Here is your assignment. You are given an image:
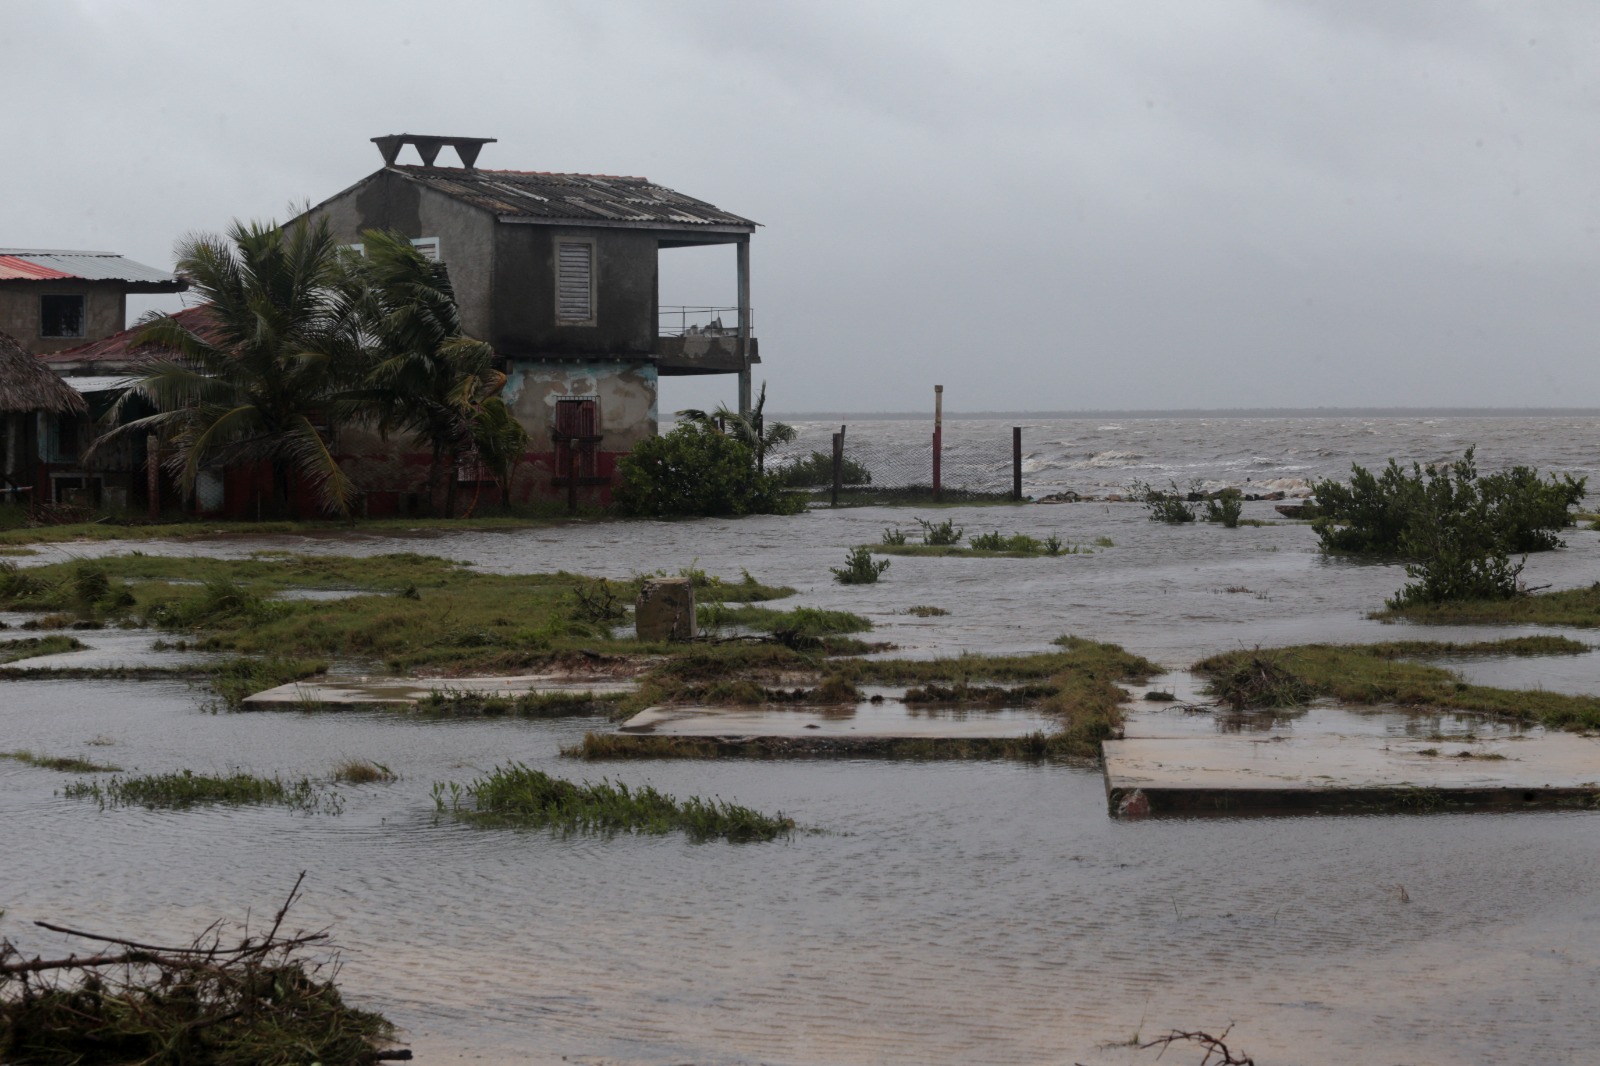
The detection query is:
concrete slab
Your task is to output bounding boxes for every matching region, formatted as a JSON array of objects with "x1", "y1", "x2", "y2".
[
  {"x1": 620, "y1": 700, "x2": 1056, "y2": 739},
  {"x1": 243, "y1": 674, "x2": 635, "y2": 709},
  {"x1": 1104, "y1": 732, "x2": 1600, "y2": 816}
]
